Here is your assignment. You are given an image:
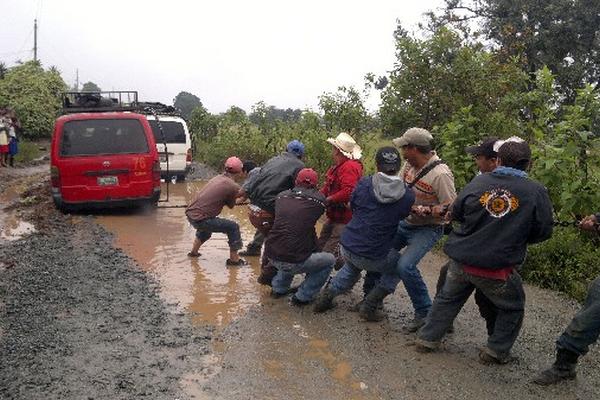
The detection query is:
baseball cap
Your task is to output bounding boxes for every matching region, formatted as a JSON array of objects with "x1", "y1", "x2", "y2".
[
  {"x1": 295, "y1": 168, "x2": 318, "y2": 188},
  {"x1": 224, "y1": 156, "x2": 243, "y2": 173},
  {"x1": 465, "y1": 137, "x2": 499, "y2": 158},
  {"x1": 375, "y1": 146, "x2": 401, "y2": 173},
  {"x1": 286, "y1": 139, "x2": 305, "y2": 157},
  {"x1": 493, "y1": 136, "x2": 525, "y2": 152},
  {"x1": 392, "y1": 127, "x2": 433, "y2": 147}
]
